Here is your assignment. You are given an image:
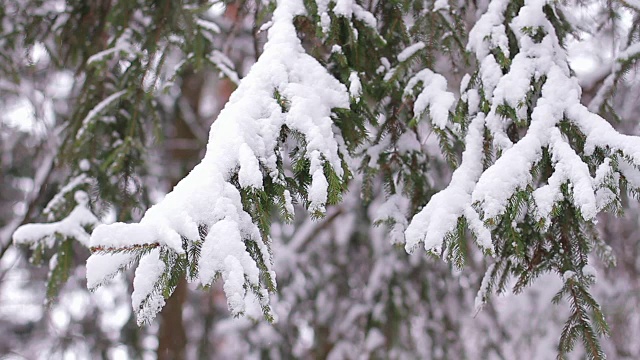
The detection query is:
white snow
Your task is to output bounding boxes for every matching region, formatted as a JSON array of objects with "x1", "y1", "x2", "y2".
[
  {"x1": 474, "y1": 263, "x2": 495, "y2": 312},
  {"x1": 196, "y1": 18, "x2": 221, "y2": 33},
  {"x1": 315, "y1": 0, "x2": 375, "y2": 34},
  {"x1": 433, "y1": 0, "x2": 449, "y2": 11},
  {"x1": 348, "y1": 71, "x2": 362, "y2": 100},
  {"x1": 398, "y1": 42, "x2": 425, "y2": 63},
  {"x1": 618, "y1": 160, "x2": 640, "y2": 189},
  {"x1": 199, "y1": 218, "x2": 260, "y2": 316},
  {"x1": 562, "y1": 270, "x2": 576, "y2": 282},
  {"x1": 13, "y1": 191, "x2": 100, "y2": 248},
  {"x1": 467, "y1": 0, "x2": 510, "y2": 60},
  {"x1": 404, "y1": 68, "x2": 455, "y2": 129},
  {"x1": 86, "y1": 252, "x2": 136, "y2": 290},
  {"x1": 238, "y1": 143, "x2": 264, "y2": 189},
  {"x1": 406, "y1": 114, "x2": 493, "y2": 254},
  {"x1": 374, "y1": 193, "x2": 409, "y2": 244},
  {"x1": 208, "y1": 50, "x2": 240, "y2": 85},
  {"x1": 131, "y1": 248, "x2": 166, "y2": 325}
]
